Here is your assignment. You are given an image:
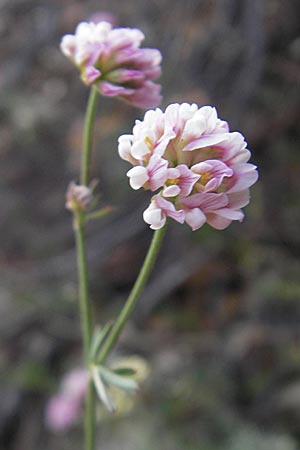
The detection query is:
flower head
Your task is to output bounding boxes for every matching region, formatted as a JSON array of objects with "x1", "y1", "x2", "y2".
[
  {"x1": 60, "y1": 21, "x2": 162, "y2": 108},
  {"x1": 118, "y1": 103, "x2": 258, "y2": 230}
]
